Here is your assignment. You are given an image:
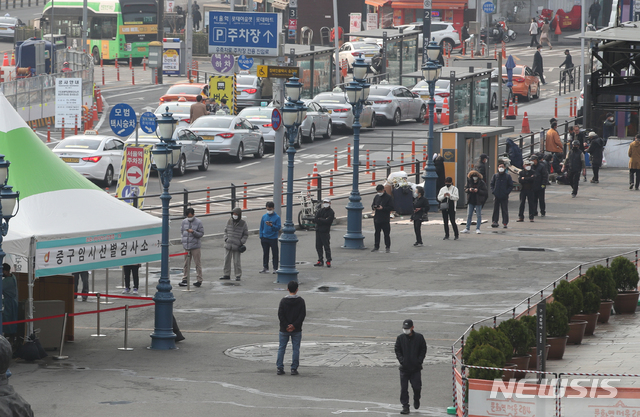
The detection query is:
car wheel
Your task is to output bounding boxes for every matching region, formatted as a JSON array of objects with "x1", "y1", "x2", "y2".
[
  {"x1": 175, "y1": 154, "x2": 187, "y2": 176},
  {"x1": 254, "y1": 139, "x2": 264, "y2": 159},
  {"x1": 533, "y1": 83, "x2": 540, "y2": 99},
  {"x1": 103, "y1": 165, "x2": 114, "y2": 187},
  {"x1": 92, "y1": 47, "x2": 100, "y2": 65},
  {"x1": 323, "y1": 122, "x2": 332, "y2": 139},
  {"x1": 416, "y1": 106, "x2": 426, "y2": 123},
  {"x1": 304, "y1": 125, "x2": 315, "y2": 143},
  {"x1": 369, "y1": 114, "x2": 377, "y2": 129},
  {"x1": 524, "y1": 87, "x2": 531, "y2": 102},
  {"x1": 294, "y1": 130, "x2": 301, "y2": 149},
  {"x1": 491, "y1": 93, "x2": 497, "y2": 110},
  {"x1": 503, "y1": 33, "x2": 511, "y2": 43},
  {"x1": 235, "y1": 143, "x2": 244, "y2": 163},
  {"x1": 198, "y1": 151, "x2": 209, "y2": 171},
  {"x1": 392, "y1": 108, "x2": 401, "y2": 126}
]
